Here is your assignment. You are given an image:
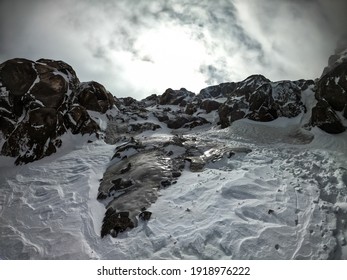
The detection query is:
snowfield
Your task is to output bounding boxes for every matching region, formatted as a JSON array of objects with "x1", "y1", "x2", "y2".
[{"x1": 0, "y1": 110, "x2": 347, "y2": 260}]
